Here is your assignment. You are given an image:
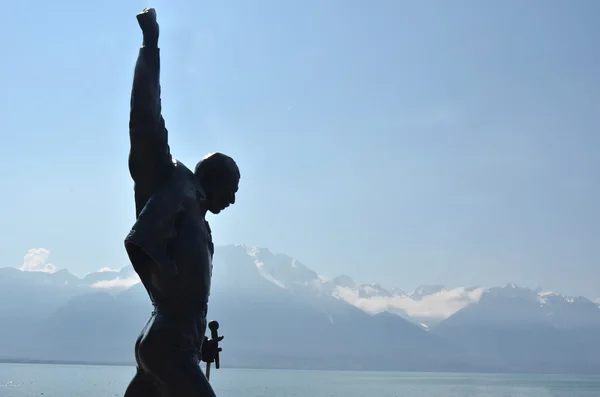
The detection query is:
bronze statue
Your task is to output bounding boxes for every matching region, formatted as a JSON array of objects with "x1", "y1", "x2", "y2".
[{"x1": 122, "y1": 7, "x2": 239, "y2": 397}]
